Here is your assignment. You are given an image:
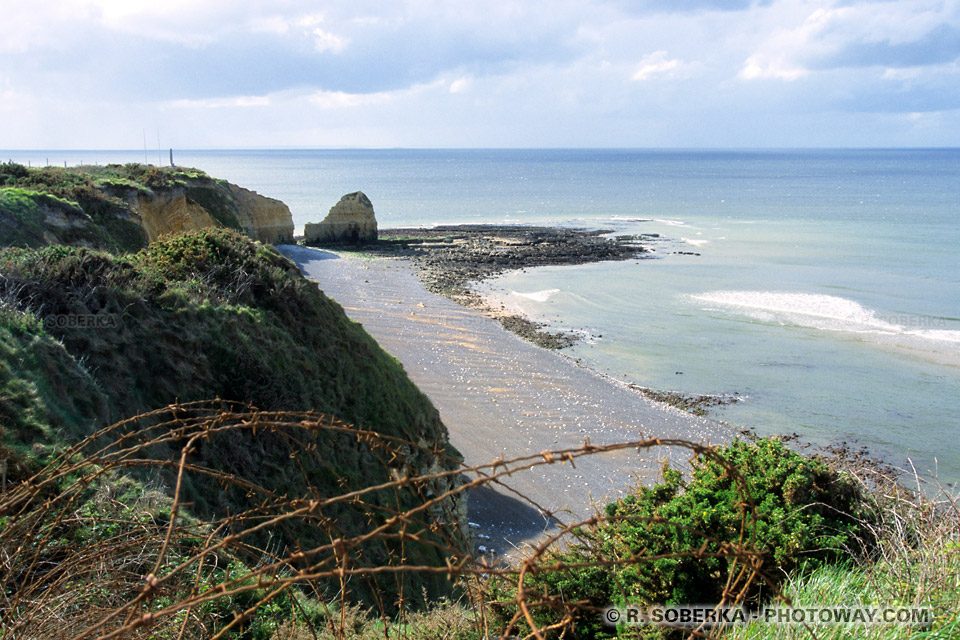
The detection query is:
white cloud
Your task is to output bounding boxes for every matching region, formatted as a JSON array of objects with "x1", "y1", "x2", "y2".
[
  {"x1": 165, "y1": 95, "x2": 272, "y2": 109},
  {"x1": 449, "y1": 76, "x2": 473, "y2": 93},
  {"x1": 3, "y1": 0, "x2": 960, "y2": 148},
  {"x1": 311, "y1": 28, "x2": 349, "y2": 53},
  {"x1": 308, "y1": 89, "x2": 401, "y2": 109},
  {"x1": 739, "y1": 54, "x2": 809, "y2": 80},
  {"x1": 80, "y1": 0, "x2": 238, "y2": 45},
  {"x1": 740, "y1": 0, "x2": 960, "y2": 82},
  {"x1": 632, "y1": 51, "x2": 684, "y2": 80}
]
